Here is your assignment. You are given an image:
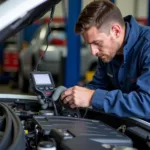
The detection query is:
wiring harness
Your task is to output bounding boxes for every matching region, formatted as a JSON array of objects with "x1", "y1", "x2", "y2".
[{"x1": 0, "y1": 103, "x2": 25, "y2": 150}]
